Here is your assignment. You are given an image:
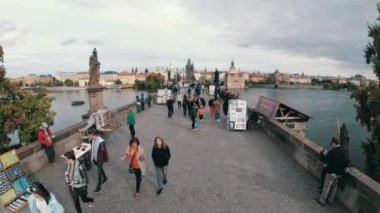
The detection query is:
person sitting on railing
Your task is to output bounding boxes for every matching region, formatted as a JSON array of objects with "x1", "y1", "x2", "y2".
[{"x1": 317, "y1": 136, "x2": 348, "y2": 206}]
